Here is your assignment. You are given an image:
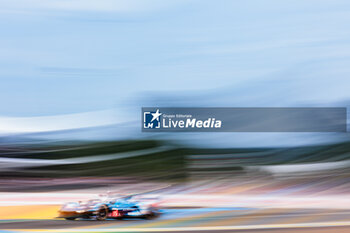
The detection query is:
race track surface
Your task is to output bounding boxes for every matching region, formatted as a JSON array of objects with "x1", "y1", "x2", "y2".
[{"x1": 1, "y1": 207, "x2": 350, "y2": 232}]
